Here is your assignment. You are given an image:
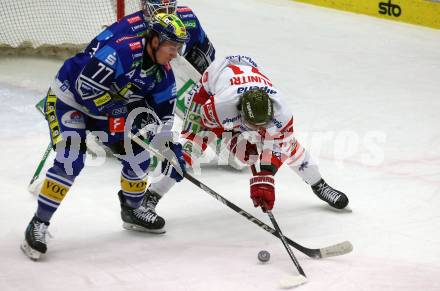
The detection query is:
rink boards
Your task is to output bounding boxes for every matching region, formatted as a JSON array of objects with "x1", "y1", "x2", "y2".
[{"x1": 294, "y1": 0, "x2": 440, "y2": 29}]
